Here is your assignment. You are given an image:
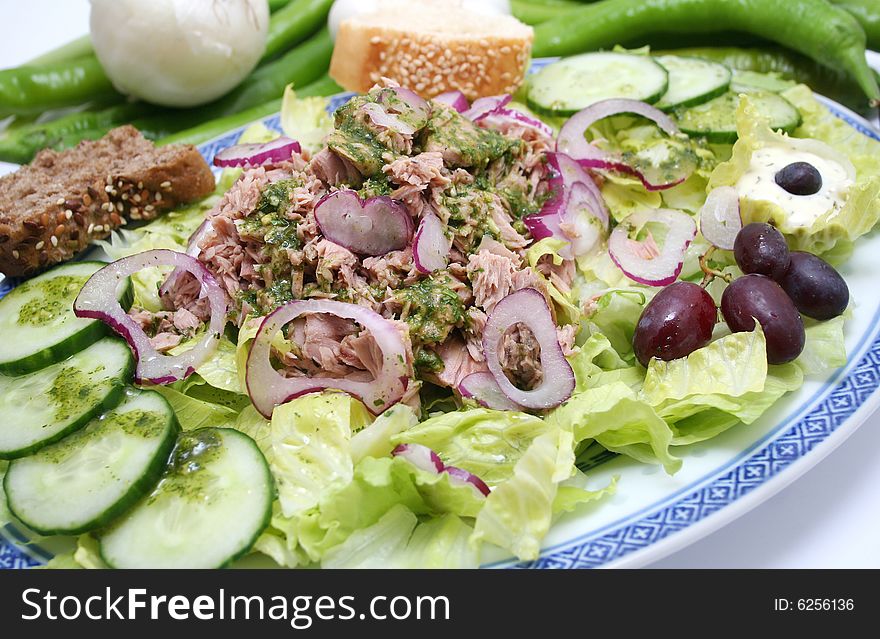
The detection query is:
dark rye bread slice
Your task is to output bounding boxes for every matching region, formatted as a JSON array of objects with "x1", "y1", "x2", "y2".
[{"x1": 0, "y1": 125, "x2": 215, "y2": 277}]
